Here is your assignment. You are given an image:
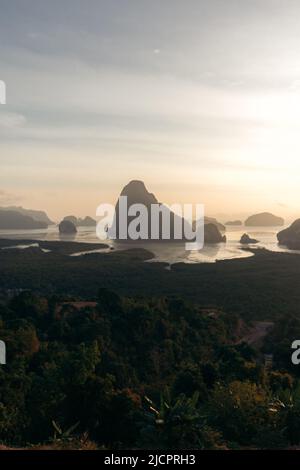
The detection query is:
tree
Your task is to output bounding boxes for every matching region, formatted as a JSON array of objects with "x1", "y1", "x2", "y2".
[{"x1": 139, "y1": 391, "x2": 223, "y2": 450}]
